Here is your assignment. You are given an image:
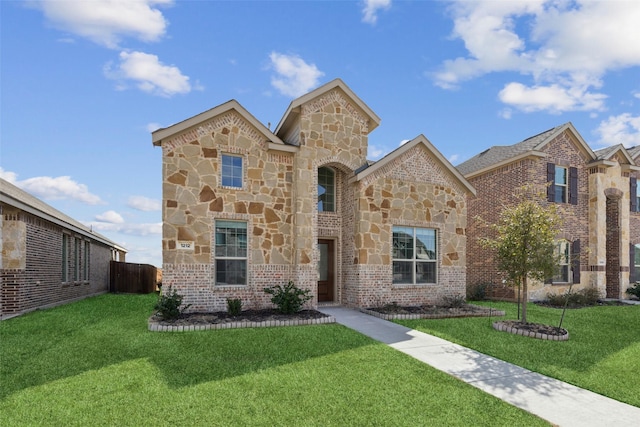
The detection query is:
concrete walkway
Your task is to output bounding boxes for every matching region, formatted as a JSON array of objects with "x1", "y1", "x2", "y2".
[{"x1": 318, "y1": 306, "x2": 640, "y2": 427}]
